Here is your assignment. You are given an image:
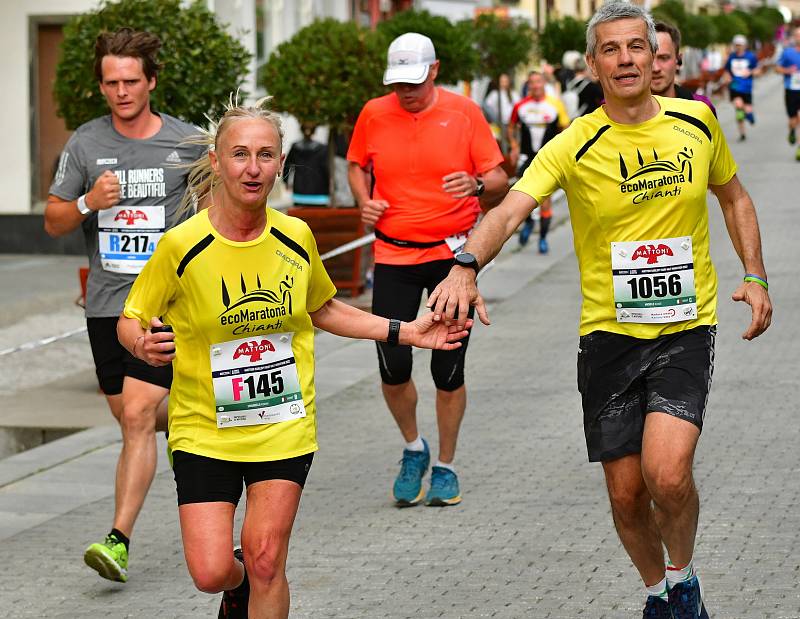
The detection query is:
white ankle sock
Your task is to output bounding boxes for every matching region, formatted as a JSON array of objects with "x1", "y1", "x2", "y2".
[
  {"x1": 435, "y1": 460, "x2": 455, "y2": 472},
  {"x1": 666, "y1": 558, "x2": 695, "y2": 588},
  {"x1": 645, "y1": 577, "x2": 668, "y2": 601},
  {"x1": 405, "y1": 436, "x2": 425, "y2": 452}
]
